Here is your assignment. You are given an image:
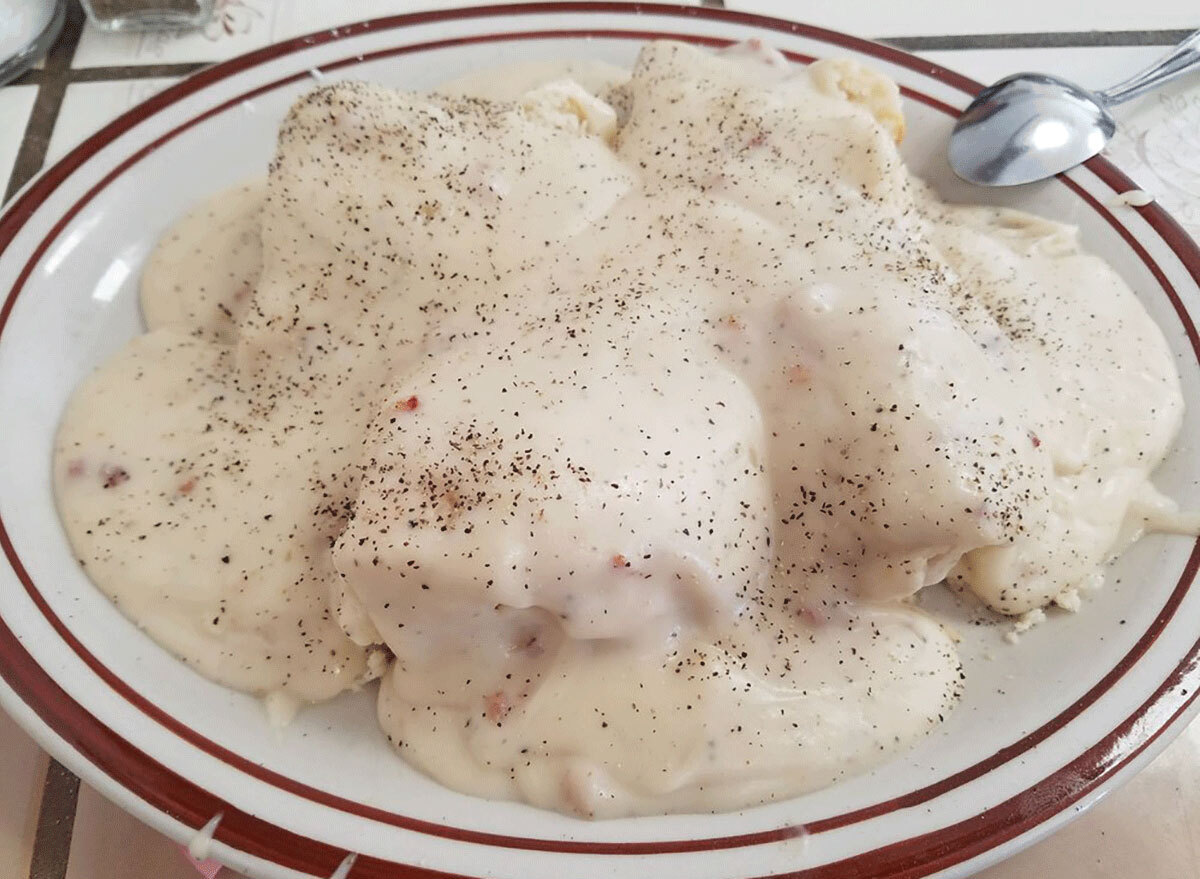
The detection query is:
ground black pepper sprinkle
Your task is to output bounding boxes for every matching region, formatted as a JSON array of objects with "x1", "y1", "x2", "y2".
[{"x1": 50, "y1": 39, "x2": 1194, "y2": 820}]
